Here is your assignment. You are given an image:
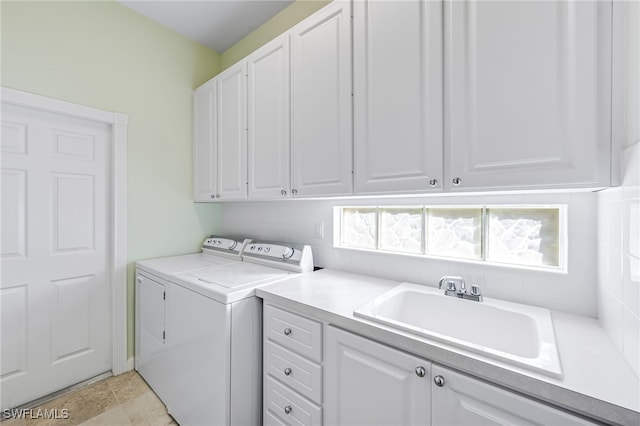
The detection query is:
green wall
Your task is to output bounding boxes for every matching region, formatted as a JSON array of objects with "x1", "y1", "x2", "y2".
[
  {"x1": 1, "y1": 1, "x2": 222, "y2": 359},
  {"x1": 220, "y1": 0, "x2": 332, "y2": 71}
]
